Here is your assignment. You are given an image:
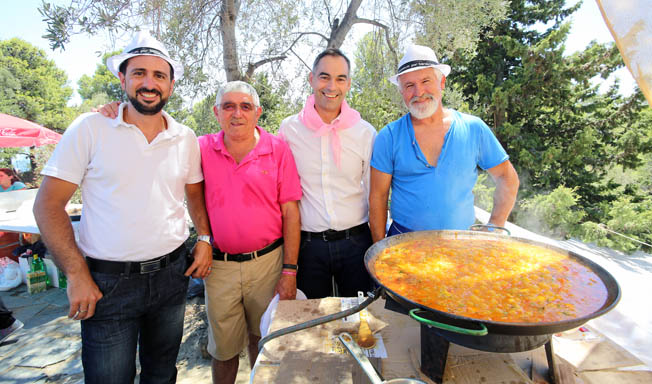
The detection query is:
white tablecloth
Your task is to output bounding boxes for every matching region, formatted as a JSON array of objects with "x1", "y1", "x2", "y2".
[{"x1": 0, "y1": 189, "x2": 80, "y2": 235}]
